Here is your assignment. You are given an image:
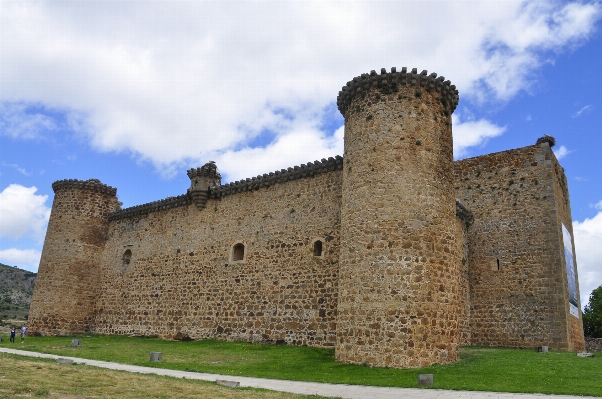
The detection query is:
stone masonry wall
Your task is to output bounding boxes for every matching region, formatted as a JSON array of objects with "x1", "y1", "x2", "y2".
[
  {"x1": 93, "y1": 170, "x2": 342, "y2": 347},
  {"x1": 29, "y1": 180, "x2": 119, "y2": 335},
  {"x1": 336, "y1": 68, "x2": 466, "y2": 368},
  {"x1": 455, "y1": 143, "x2": 584, "y2": 350},
  {"x1": 550, "y1": 154, "x2": 585, "y2": 351}
]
